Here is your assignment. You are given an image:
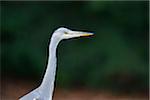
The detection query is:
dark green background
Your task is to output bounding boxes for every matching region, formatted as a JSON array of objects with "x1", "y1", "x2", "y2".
[{"x1": 1, "y1": 1, "x2": 149, "y2": 93}]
